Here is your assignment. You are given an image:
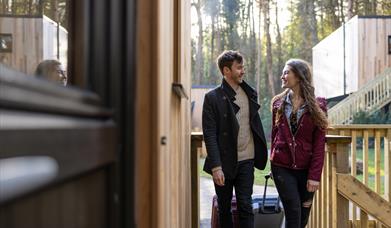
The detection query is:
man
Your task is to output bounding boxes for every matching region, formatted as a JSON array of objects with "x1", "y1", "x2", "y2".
[
  {"x1": 203, "y1": 50, "x2": 268, "y2": 228},
  {"x1": 35, "y1": 59, "x2": 67, "y2": 86}
]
